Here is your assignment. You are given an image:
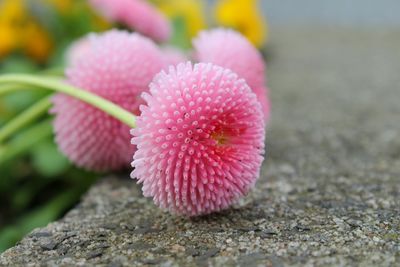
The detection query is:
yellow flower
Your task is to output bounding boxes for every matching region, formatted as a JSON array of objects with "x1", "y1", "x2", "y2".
[
  {"x1": 154, "y1": 0, "x2": 206, "y2": 38},
  {"x1": 215, "y1": 0, "x2": 268, "y2": 47},
  {"x1": 0, "y1": 0, "x2": 23, "y2": 57},
  {"x1": 0, "y1": 23, "x2": 17, "y2": 58},
  {"x1": 0, "y1": 0, "x2": 53, "y2": 62},
  {"x1": 22, "y1": 22, "x2": 53, "y2": 63}
]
